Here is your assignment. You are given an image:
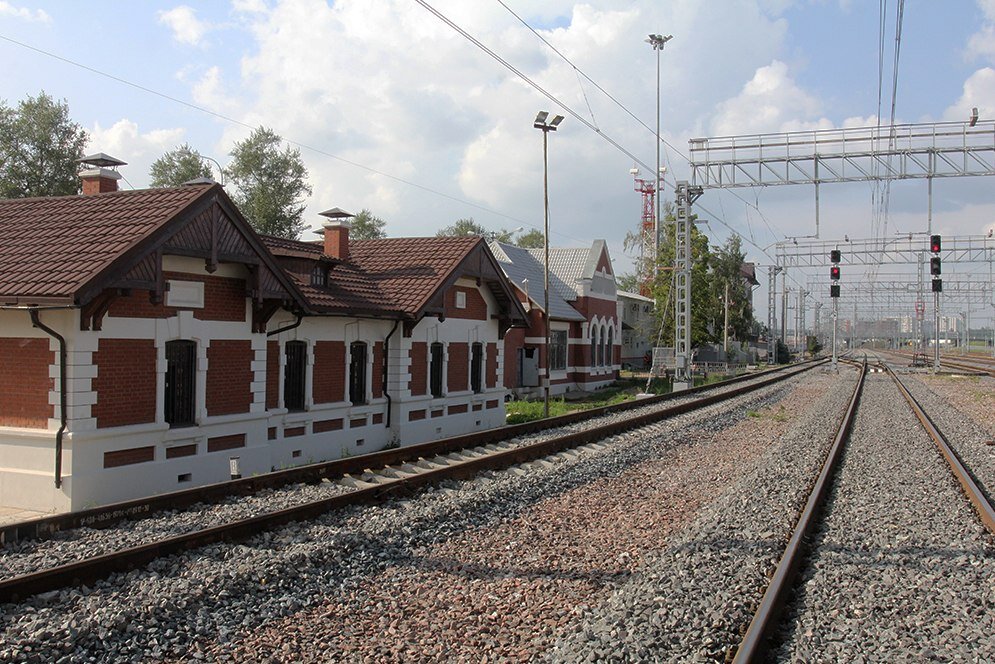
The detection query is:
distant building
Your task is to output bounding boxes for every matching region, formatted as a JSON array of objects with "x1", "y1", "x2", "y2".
[{"x1": 617, "y1": 290, "x2": 655, "y2": 369}]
